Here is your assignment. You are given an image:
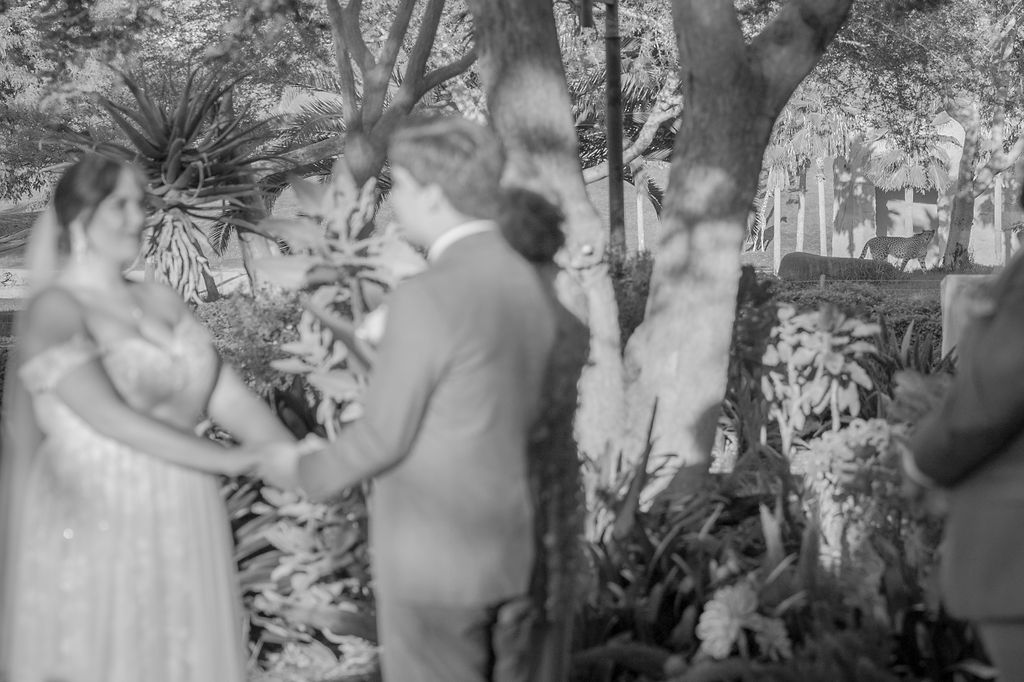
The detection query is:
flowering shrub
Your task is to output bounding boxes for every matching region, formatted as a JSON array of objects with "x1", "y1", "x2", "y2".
[
  {"x1": 223, "y1": 159, "x2": 427, "y2": 677},
  {"x1": 761, "y1": 303, "x2": 879, "y2": 454},
  {"x1": 254, "y1": 159, "x2": 424, "y2": 437},
  {"x1": 696, "y1": 580, "x2": 793, "y2": 662}
]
